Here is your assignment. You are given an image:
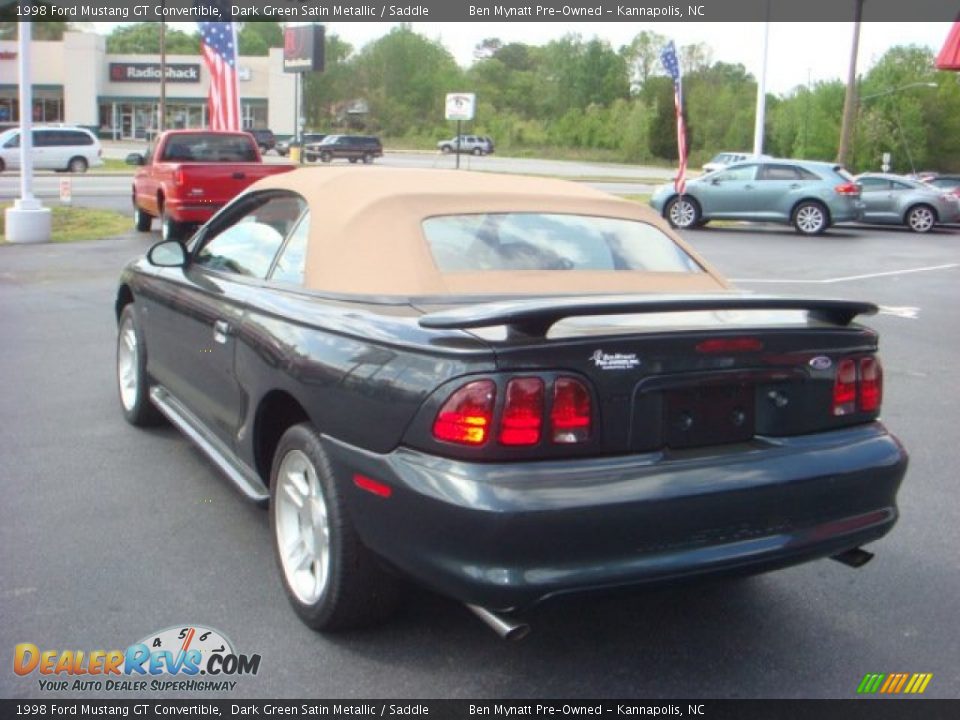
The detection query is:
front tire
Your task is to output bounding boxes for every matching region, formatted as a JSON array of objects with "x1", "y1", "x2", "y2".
[
  {"x1": 793, "y1": 201, "x2": 829, "y2": 235},
  {"x1": 905, "y1": 204, "x2": 936, "y2": 233},
  {"x1": 440, "y1": 145, "x2": 452, "y2": 154},
  {"x1": 472, "y1": 147, "x2": 482, "y2": 156},
  {"x1": 665, "y1": 196, "x2": 701, "y2": 229},
  {"x1": 116, "y1": 304, "x2": 163, "y2": 427},
  {"x1": 320, "y1": 151, "x2": 332, "y2": 163},
  {"x1": 270, "y1": 424, "x2": 401, "y2": 631}
]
